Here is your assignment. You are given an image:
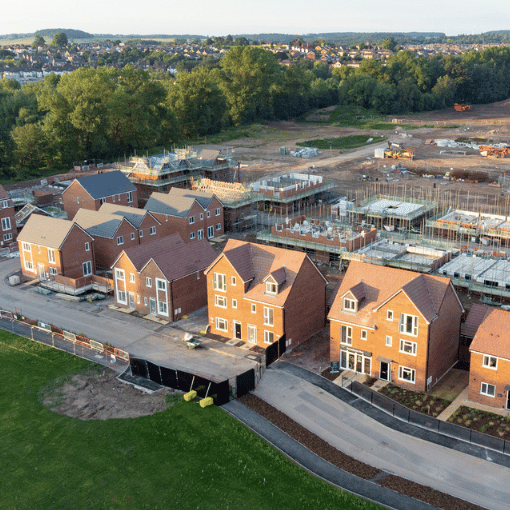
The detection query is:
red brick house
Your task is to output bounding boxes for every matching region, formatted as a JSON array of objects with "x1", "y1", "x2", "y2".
[
  {"x1": 0, "y1": 184, "x2": 16, "y2": 246},
  {"x1": 62, "y1": 171, "x2": 138, "y2": 220},
  {"x1": 111, "y1": 234, "x2": 216, "y2": 321},
  {"x1": 328, "y1": 261, "x2": 463, "y2": 391},
  {"x1": 17, "y1": 214, "x2": 94, "y2": 280},
  {"x1": 98, "y1": 203, "x2": 161, "y2": 241},
  {"x1": 468, "y1": 307, "x2": 510, "y2": 410},
  {"x1": 73, "y1": 209, "x2": 140, "y2": 270},
  {"x1": 144, "y1": 188, "x2": 224, "y2": 241},
  {"x1": 205, "y1": 240, "x2": 327, "y2": 349}
]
